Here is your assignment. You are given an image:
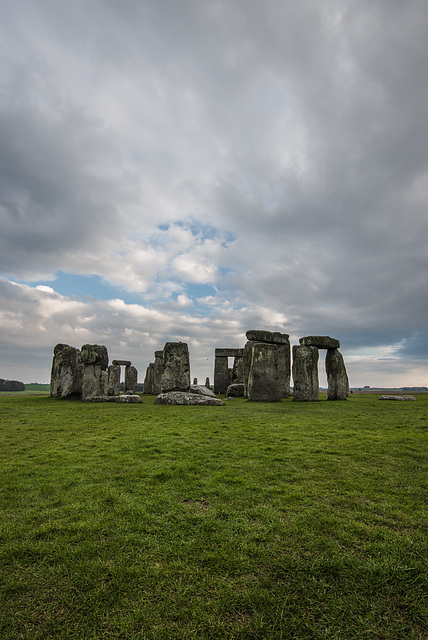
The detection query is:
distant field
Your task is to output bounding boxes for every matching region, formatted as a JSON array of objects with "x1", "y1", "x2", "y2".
[{"x1": 0, "y1": 393, "x2": 427, "y2": 639}]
